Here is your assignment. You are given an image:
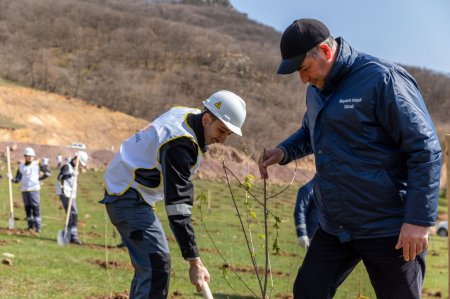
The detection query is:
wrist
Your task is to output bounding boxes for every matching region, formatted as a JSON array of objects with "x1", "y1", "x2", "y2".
[
  {"x1": 276, "y1": 146, "x2": 288, "y2": 165},
  {"x1": 188, "y1": 257, "x2": 202, "y2": 267}
]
